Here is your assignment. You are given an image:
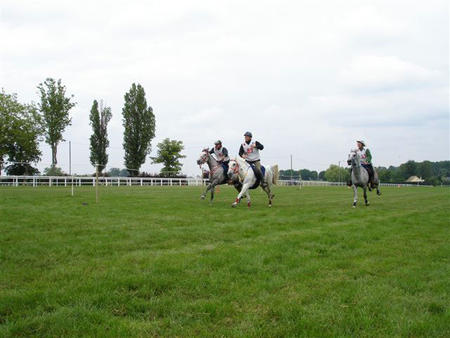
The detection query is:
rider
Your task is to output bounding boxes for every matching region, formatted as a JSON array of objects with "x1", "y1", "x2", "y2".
[
  {"x1": 209, "y1": 140, "x2": 230, "y2": 180},
  {"x1": 239, "y1": 131, "x2": 266, "y2": 188},
  {"x1": 347, "y1": 140, "x2": 375, "y2": 187}
]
